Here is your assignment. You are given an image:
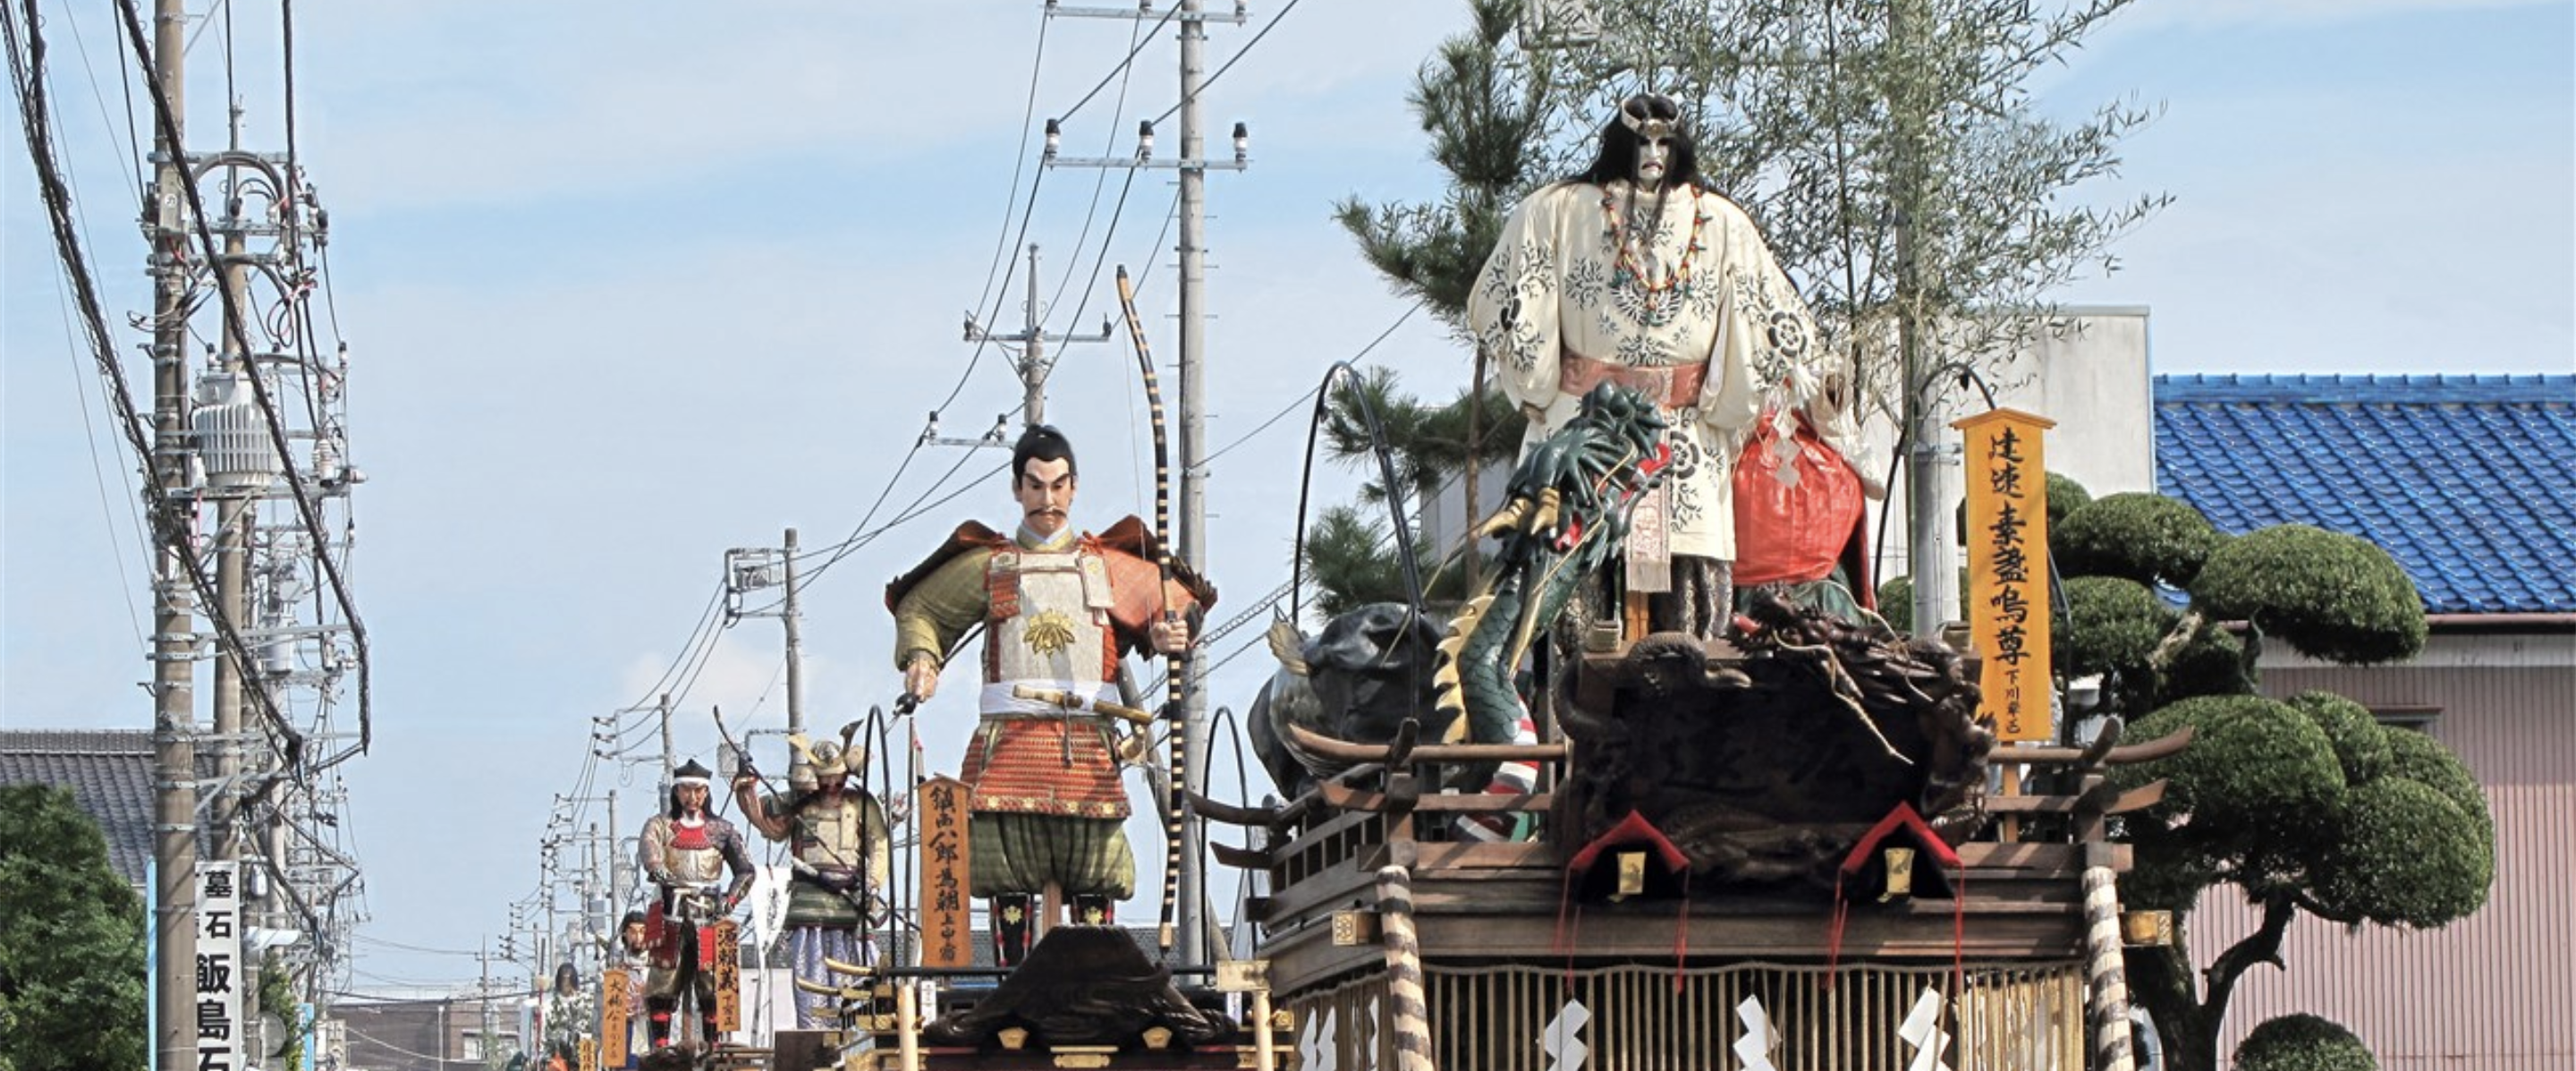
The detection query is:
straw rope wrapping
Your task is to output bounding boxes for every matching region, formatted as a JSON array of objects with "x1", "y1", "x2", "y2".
[
  {"x1": 2083, "y1": 865, "x2": 2137, "y2": 1071},
  {"x1": 1376, "y1": 865, "x2": 1436, "y2": 1071}
]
